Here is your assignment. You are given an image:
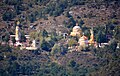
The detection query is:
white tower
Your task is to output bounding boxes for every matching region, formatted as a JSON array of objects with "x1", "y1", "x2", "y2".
[
  {"x1": 15, "y1": 21, "x2": 21, "y2": 46},
  {"x1": 15, "y1": 26, "x2": 21, "y2": 41}
]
